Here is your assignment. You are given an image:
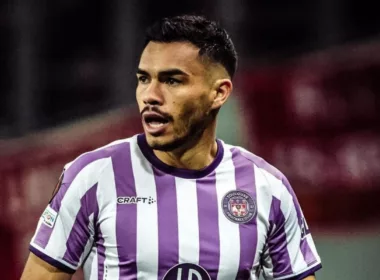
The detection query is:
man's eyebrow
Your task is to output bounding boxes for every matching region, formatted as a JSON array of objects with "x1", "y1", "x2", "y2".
[
  {"x1": 136, "y1": 68, "x2": 149, "y2": 76},
  {"x1": 136, "y1": 68, "x2": 190, "y2": 77},
  {"x1": 158, "y1": 69, "x2": 189, "y2": 77}
]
